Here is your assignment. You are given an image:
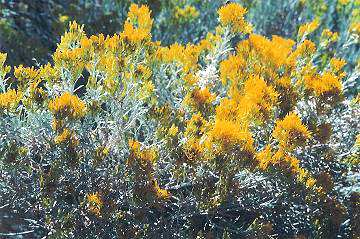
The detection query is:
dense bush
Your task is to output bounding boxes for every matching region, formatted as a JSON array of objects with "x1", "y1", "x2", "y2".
[{"x1": 0, "y1": 1, "x2": 359, "y2": 238}]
